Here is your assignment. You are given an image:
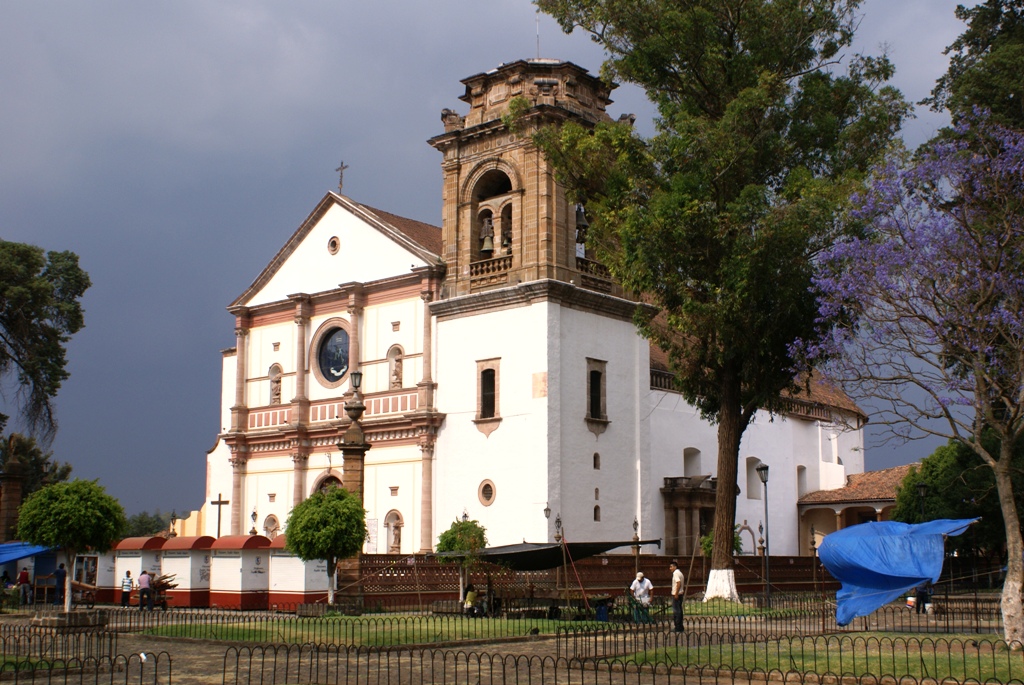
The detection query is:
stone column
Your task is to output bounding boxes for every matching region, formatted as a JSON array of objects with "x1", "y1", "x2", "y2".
[
  {"x1": 290, "y1": 296, "x2": 311, "y2": 425},
  {"x1": 230, "y1": 322, "x2": 249, "y2": 432},
  {"x1": 230, "y1": 453, "x2": 247, "y2": 536},
  {"x1": 664, "y1": 503, "x2": 678, "y2": 558},
  {"x1": 346, "y1": 294, "x2": 363, "y2": 375},
  {"x1": 292, "y1": 453, "x2": 308, "y2": 507},
  {"x1": 418, "y1": 290, "x2": 435, "y2": 408},
  {"x1": 691, "y1": 508, "x2": 701, "y2": 556},
  {"x1": 835, "y1": 510, "x2": 843, "y2": 532},
  {"x1": 419, "y1": 441, "x2": 434, "y2": 553}
]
